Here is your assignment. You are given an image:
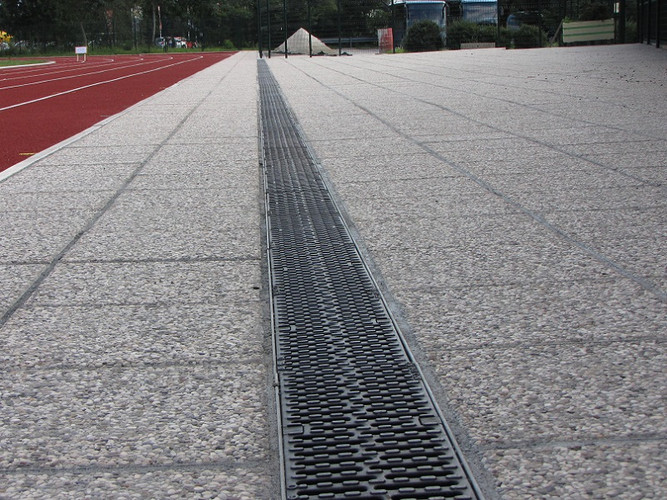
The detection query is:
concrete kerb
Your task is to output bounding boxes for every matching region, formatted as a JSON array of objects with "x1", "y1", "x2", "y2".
[{"x1": 0, "y1": 52, "x2": 246, "y2": 184}]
